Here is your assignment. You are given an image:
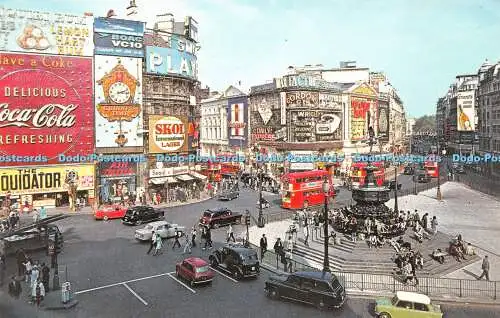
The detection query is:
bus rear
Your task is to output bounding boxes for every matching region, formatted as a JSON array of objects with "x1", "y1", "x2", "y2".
[{"x1": 424, "y1": 161, "x2": 438, "y2": 178}]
